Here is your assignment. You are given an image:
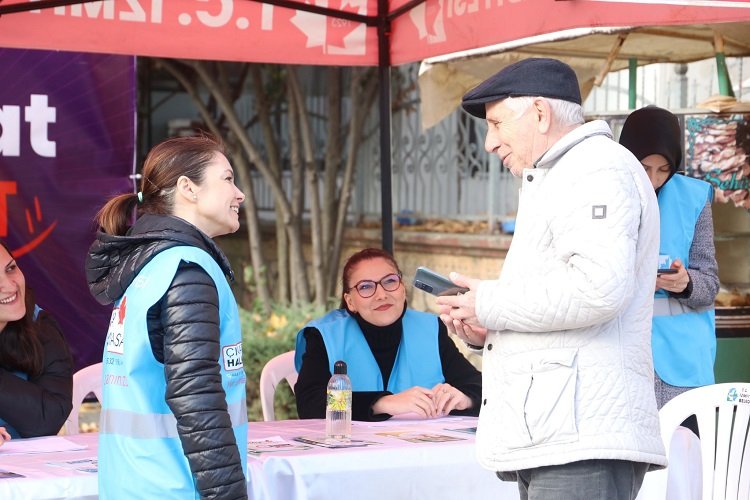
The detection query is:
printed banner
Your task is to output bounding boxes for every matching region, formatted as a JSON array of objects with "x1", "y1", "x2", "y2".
[
  {"x1": 0, "y1": 48, "x2": 135, "y2": 369},
  {"x1": 686, "y1": 114, "x2": 750, "y2": 209},
  {"x1": 0, "y1": 0, "x2": 748, "y2": 66}
]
